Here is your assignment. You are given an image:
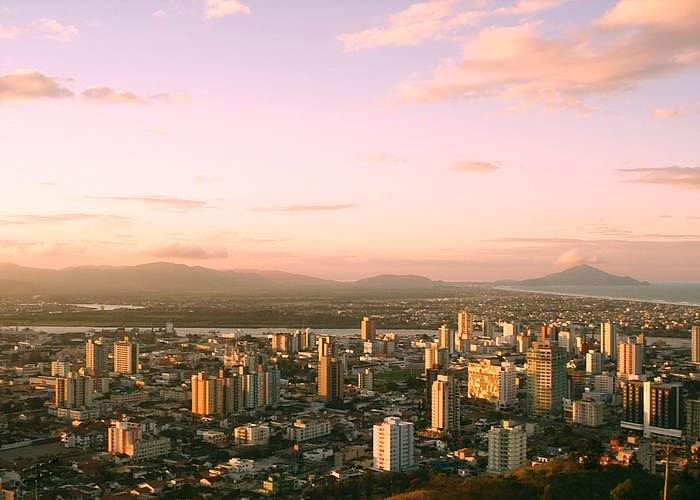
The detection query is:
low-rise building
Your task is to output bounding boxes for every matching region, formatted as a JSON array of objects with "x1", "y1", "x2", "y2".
[
  {"x1": 234, "y1": 423, "x2": 270, "y2": 446},
  {"x1": 286, "y1": 418, "x2": 331, "y2": 442}
]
